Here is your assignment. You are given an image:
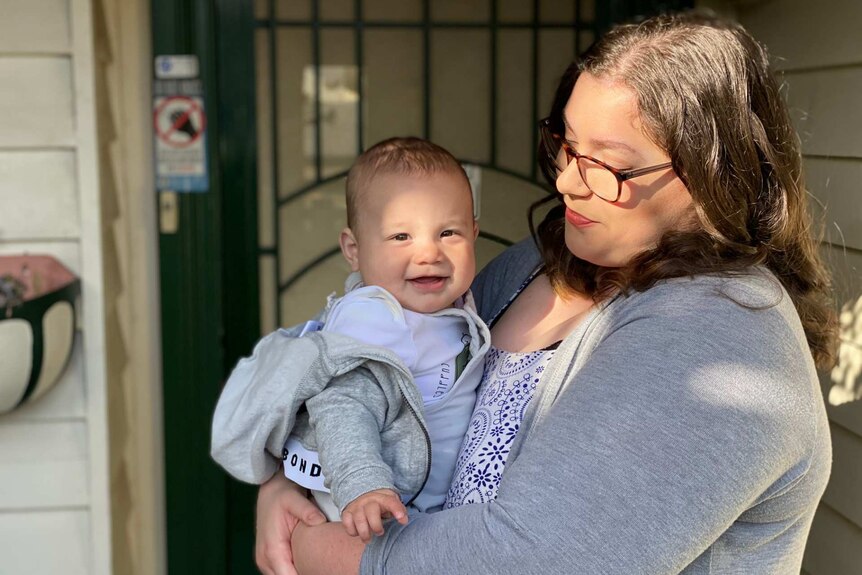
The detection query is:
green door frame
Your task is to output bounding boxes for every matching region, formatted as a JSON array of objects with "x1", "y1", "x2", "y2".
[
  {"x1": 214, "y1": 2, "x2": 262, "y2": 573},
  {"x1": 153, "y1": 0, "x2": 259, "y2": 573}
]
